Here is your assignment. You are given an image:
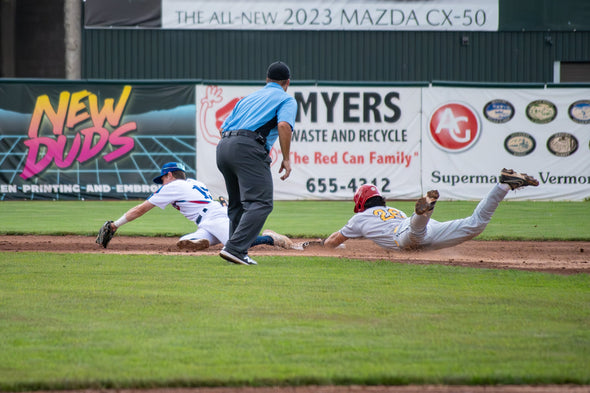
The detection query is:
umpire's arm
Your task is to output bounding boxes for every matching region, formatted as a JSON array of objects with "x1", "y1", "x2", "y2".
[{"x1": 277, "y1": 121, "x2": 292, "y2": 180}]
